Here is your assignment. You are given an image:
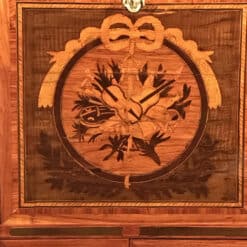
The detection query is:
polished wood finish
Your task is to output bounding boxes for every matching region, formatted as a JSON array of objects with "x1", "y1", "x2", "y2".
[
  {"x1": 17, "y1": 2, "x2": 243, "y2": 207},
  {"x1": 60, "y1": 42, "x2": 200, "y2": 176},
  {"x1": 0, "y1": 239, "x2": 128, "y2": 247},
  {"x1": 4, "y1": 0, "x2": 247, "y2": 213},
  {"x1": 132, "y1": 240, "x2": 247, "y2": 247},
  {"x1": 0, "y1": 0, "x2": 12, "y2": 224},
  {"x1": 1, "y1": 0, "x2": 247, "y2": 246}
]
